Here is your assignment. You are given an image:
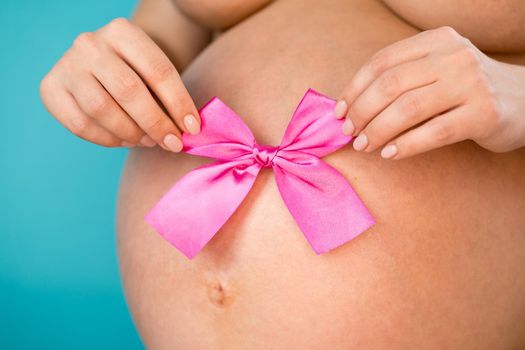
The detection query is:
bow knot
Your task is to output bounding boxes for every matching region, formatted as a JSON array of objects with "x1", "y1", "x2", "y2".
[
  {"x1": 252, "y1": 143, "x2": 279, "y2": 168},
  {"x1": 145, "y1": 89, "x2": 375, "y2": 259}
]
